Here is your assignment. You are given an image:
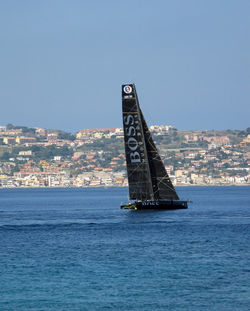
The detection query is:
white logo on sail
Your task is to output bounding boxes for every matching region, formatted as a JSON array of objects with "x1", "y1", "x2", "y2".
[
  {"x1": 123, "y1": 85, "x2": 132, "y2": 94},
  {"x1": 124, "y1": 114, "x2": 144, "y2": 163}
]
